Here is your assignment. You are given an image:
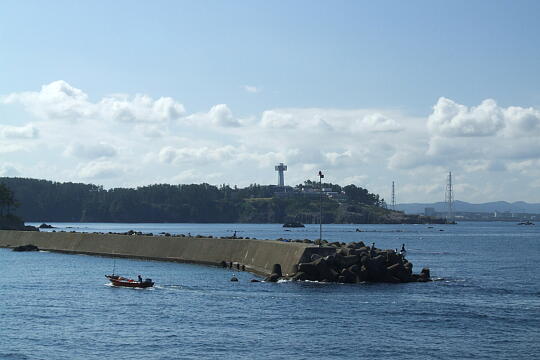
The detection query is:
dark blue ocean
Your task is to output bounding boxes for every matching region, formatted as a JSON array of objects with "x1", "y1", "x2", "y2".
[{"x1": 1, "y1": 222, "x2": 539, "y2": 359}]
